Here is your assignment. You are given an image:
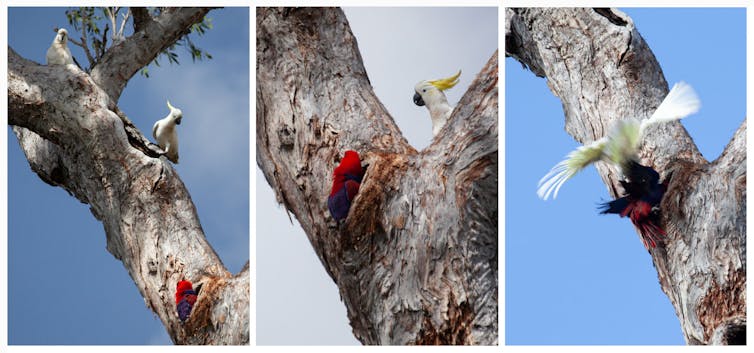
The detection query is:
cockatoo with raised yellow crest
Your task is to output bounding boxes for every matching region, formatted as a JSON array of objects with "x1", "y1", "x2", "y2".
[
  {"x1": 413, "y1": 70, "x2": 461, "y2": 136},
  {"x1": 152, "y1": 101, "x2": 183, "y2": 164},
  {"x1": 46, "y1": 28, "x2": 74, "y2": 66}
]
